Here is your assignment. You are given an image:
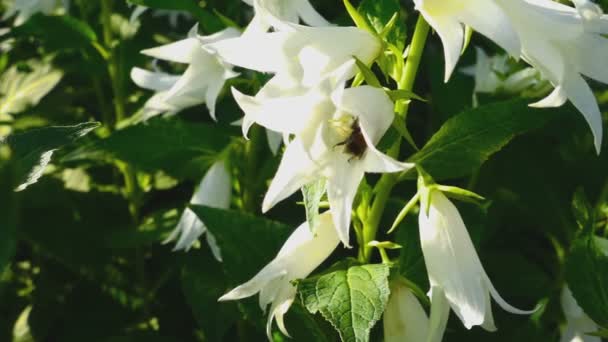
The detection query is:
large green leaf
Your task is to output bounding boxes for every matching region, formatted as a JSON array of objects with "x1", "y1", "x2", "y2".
[
  {"x1": 64, "y1": 118, "x2": 236, "y2": 179},
  {"x1": 128, "y1": 0, "x2": 223, "y2": 33},
  {"x1": 0, "y1": 60, "x2": 63, "y2": 116},
  {"x1": 2, "y1": 122, "x2": 100, "y2": 191},
  {"x1": 298, "y1": 264, "x2": 390, "y2": 342},
  {"x1": 6, "y1": 14, "x2": 98, "y2": 50},
  {"x1": 565, "y1": 235, "x2": 608, "y2": 327},
  {"x1": 405, "y1": 99, "x2": 569, "y2": 180}
]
